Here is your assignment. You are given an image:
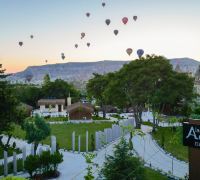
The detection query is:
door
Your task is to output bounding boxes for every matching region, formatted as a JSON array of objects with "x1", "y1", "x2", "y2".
[{"x1": 58, "y1": 105, "x2": 62, "y2": 112}]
